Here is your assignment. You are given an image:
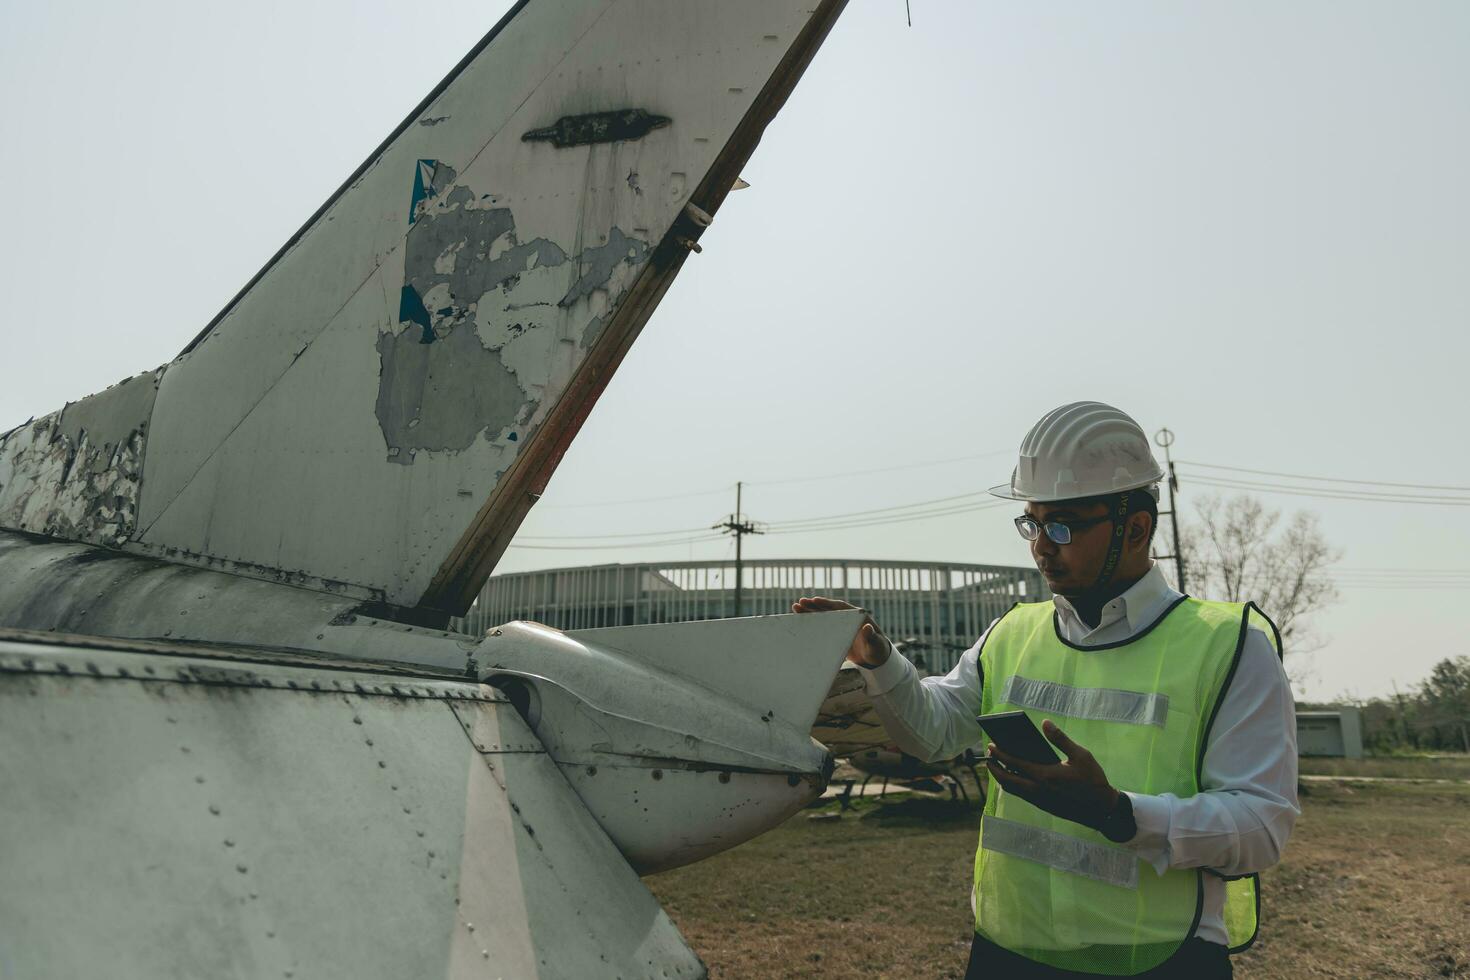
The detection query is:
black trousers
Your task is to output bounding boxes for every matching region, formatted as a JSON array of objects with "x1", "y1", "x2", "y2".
[{"x1": 964, "y1": 933, "x2": 1232, "y2": 980}]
